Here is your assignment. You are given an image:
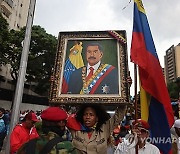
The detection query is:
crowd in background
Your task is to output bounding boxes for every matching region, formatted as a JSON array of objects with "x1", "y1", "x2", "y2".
[
  {"x1": 0, "y1": 107, "x2": 10, "y2": 151},
  {"x1": 0, "y1": 98, "x2": 180, "y2": 153}
]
